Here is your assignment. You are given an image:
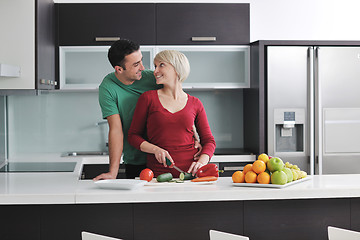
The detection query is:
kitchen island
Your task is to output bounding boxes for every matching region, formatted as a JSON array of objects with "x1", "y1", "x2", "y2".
[{"x1": 1, "y1": 158, "x2": 360, "y2": 240}]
